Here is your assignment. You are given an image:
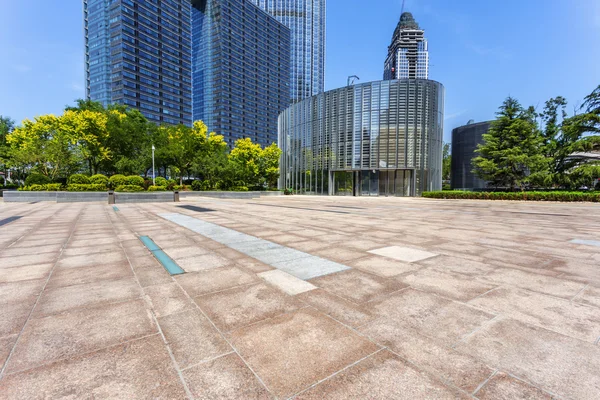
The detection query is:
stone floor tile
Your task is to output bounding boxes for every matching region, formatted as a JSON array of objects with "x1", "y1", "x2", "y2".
[
  {"x1": 479, "y1": 267, "x2": 586, "y2": 299},
  {"x1": 47, "y1": 261, "x2": 133, "y2": 288},
  {"x1": 134, "y1": 264, "x2": 173, "y2": 287},
  {"x1": 56, "y1": 252, "x2": 126, "y2": 269},
  {"x1": 0, "y1": 334, "x2": 17, "y2": 369},
  {"x1": 454, "y1": 317, "x2": 600, "y2": 399},
  {"x1": 288, "y1": 240, "x2": 335, "y2": 252},
  {"x1": 195, "y1": 283, "x2": 304, "y2": 332},
  {"x1": 158, "y1": 308, "x2": 230, "y2": 369},
  {"x1": 296, "y1": 289, "x2": 376, "y2": 328},
  {"x1": 61, "y1": 244, "x2": 122, "y2": 257},
  {"x1": 235, "y1": 256, "x2": 274, "y2": 273},
  {"x1": 175, "y1": 253, "x2": 232, "y2": 272},
  {"x1": 0, "y1": 335, "x2": 187, "y2": 399},
  {"x1": 309, "y1": 269, "x2": 408, "y2": 304},
  {"x1": 271, "y1": 256, "x2": 351, "y2": 280},
  {"x1": 230, "y1": 307, "x2": 380, "y2": 398},
  {"x1": 127, "y1": 255, "x2": 159, "y2": 270},
  {"x1": 163, "y1": 246, "x2": 209, "y2": 260},
  {"x1": 0, "y1": 302, "x2": 34, "y2": 337},
  {"x1": 368, "y1": 246, "x2": 438, "y2": 263},
  {"x1": 475, "y1": 372, "x2": 553, "y2": 400},
  {"x1": 144, "y1": 282, "x2": 193, "y2": 318},
  {"x1": 34, "y1": 277, "x2": 142, "y2": 317},
  {"x1": 1, "y1": 243, "x2": 63, "y2": 256},
  {"x1": 399, "y1": 268, "x2": 497, "y2": 301},
  {"x1": 67, "y1": 237, "x2": 120, "y2": 248},
  {"x1": 361, "y1": 321, "x2": 493, "y2": 393},
  {"x1": 348, "y1": 255, "x2": 421, "y2": 277},
  {"x1": 258, "y1": 269, "x2": 317, "y2": 296},
  {"x1": 176, "y1": 266, "x2": 259, "y2": 297},
  {"x1": 0, "y1": 264, "x2": 54, "y2": 283},
  {"x1": 341, "y1": 239, "x2": 386, "y2": 251},
  {"x1": 313, "y1": 247, "x2": 369, "y2": 263},
  {"x1": 294, "y1": 350, "x2": 468, "y2": 400},
  {"x1": 183, "y1": 353, "x2": 273, "y2": 400},
  {"x1": 213, "y1": 247, "x2": 250, "y2": 261},
  {"x1": 469, "y1": 287, "x2": 600, "y2": 342},
  {"x1": 1, "y1": 253, "x2": 60, "y2": 269},
  {"x1": 573, "y1": 284, "x2": 600, "y2": 308},
  {"x1": 416, "y1": 255, "x2": 496, "y2": 277},
  {"x1": 370, "y1": 289, "x2": 496, "y2": 346},
  {"x1": 0, "y1": 279, "x2": 45, "y2": 305},
  {"x1": 6, "y1": 299, "x2": 156, "y2": 373}
]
